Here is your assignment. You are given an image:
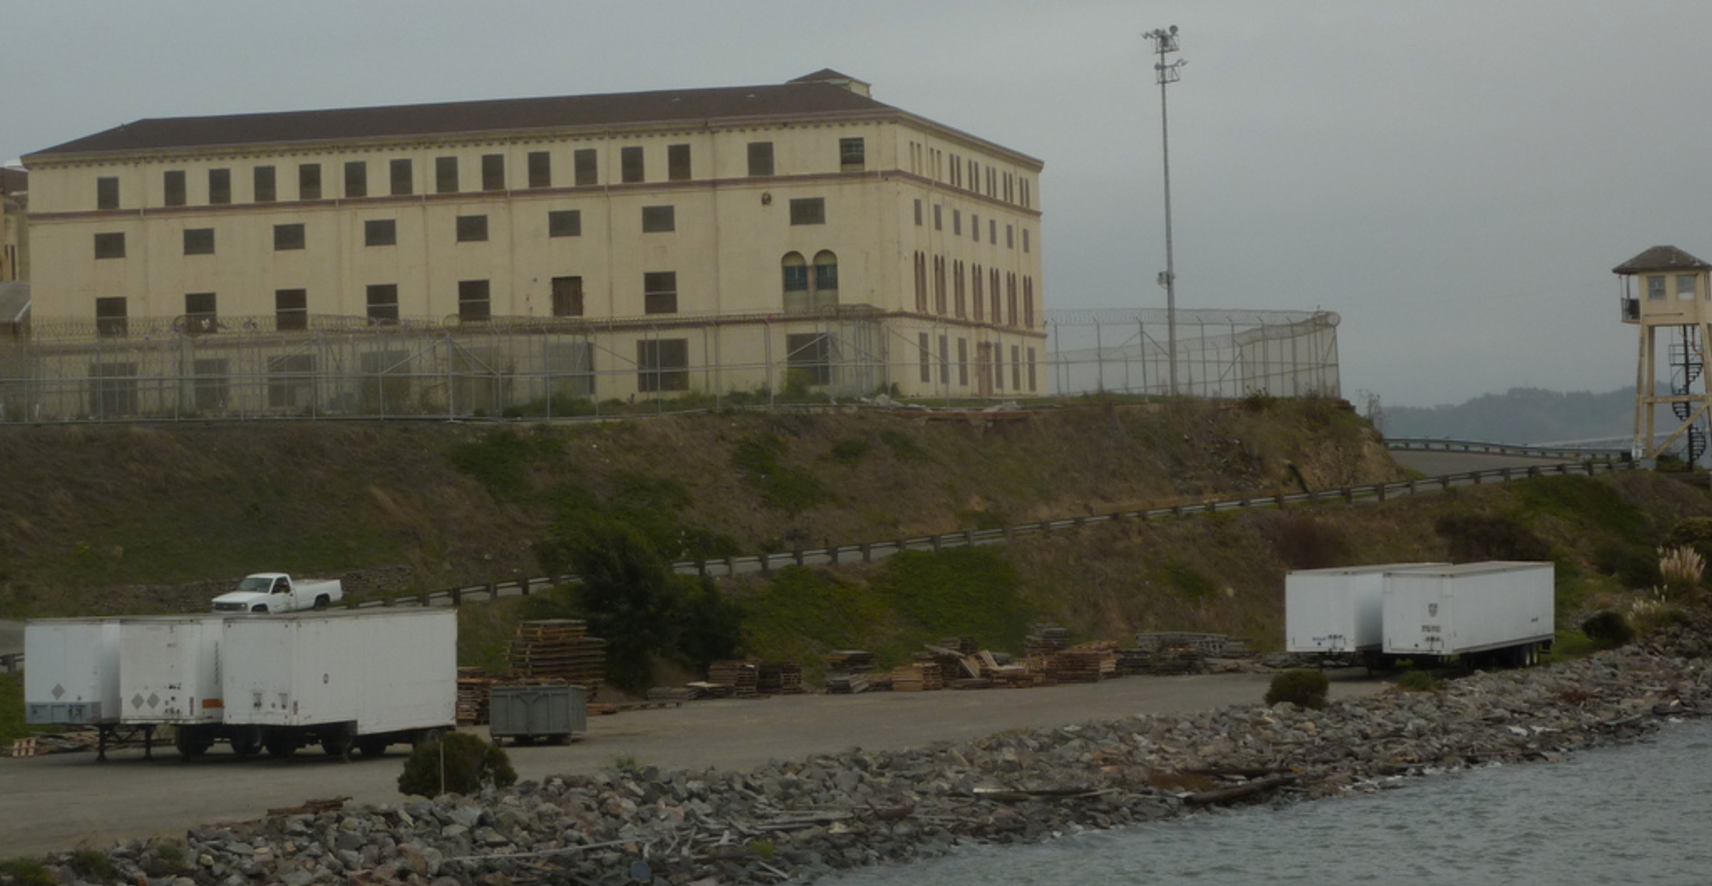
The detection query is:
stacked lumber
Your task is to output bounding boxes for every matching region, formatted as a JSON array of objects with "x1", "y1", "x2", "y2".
[
  {"x1": 707, "y1": 660, "x2": 760, "y2": 698},
  {"x1": 1024, "y1": 624, "x2": 1071, "y2": 658},
  {"x1": 647, "y1": 686, "x2": 700, "y2": 702},
  {"x1": 888, "y1": 661, "x2": 944, "y2": 691},
  {"x1": 823, "y1": 649, "x2": 875, "y2": 694},
  {"x1": 5, "y1": 730, "x2": 107, "y2": 757},
  {"x1": 1047, "y1": 641, "x2": 1119, "y2": 683},
  {"x1": 506, "y1": 620, "x2": 606, "y2": 698},
  {"x1": 757, "y1": 661, "x2": 805, "y2": 695},
  {"x1": 456, "y1": 667, "x2": 497, "y2": 725},
  {"x1": 939, "y1": 636, "x2": 980, "y2": 655}
]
